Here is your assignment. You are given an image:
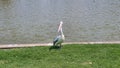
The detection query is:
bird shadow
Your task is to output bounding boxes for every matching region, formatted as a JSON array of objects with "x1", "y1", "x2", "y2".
[{"x1": 49, "y1": 46, "x2": 61, "y2": 51}]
